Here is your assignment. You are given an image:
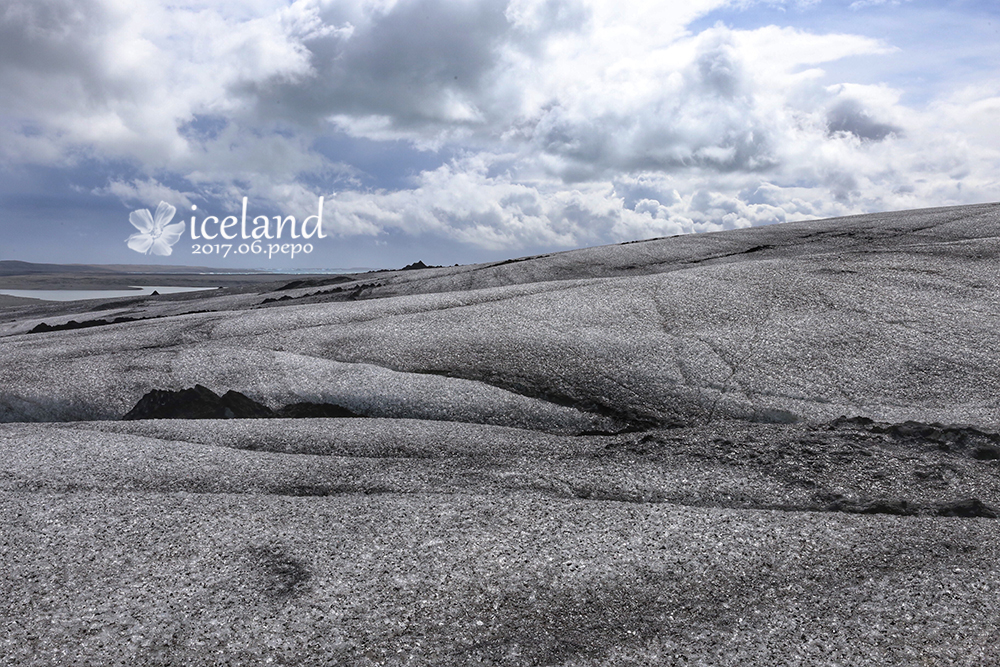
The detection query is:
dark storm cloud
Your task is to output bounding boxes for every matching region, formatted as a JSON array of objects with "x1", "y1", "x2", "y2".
[
  {"x1": 0, "y1": 0, "x2": 103, "y2": 78},
  {"x1": 826, "y1": 98, "x2": 902, "y2": 141},
  {"x1": 0, "y1": 0, "x2": 132, "y2": 122},
  {"x1": 246, "y1": 0, "x2": 586, "y2": 129}
]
